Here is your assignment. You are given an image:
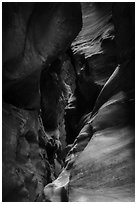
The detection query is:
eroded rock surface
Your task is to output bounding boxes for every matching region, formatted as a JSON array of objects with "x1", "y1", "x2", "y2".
[
  {"x1": 2, "y1": 102, "x2": 52, "y2": 201},
  {"x1": 44, "y1": 90, "x2": 134, "y2": 202},
  {"x1": 3, "y1": 2, "x2": 134, "y2": 202},
  {"x1": 43, "y1": 2, "x2": 134, "y2": 202},
  {"x1": 2, "y1": 2, "x2": 82, "y2": 202},
  {"x1": 3, "y1": 2, "x2": 82, "y2": 109},
  {"x1": 68, "y1": 92, "x2": 134, "y2": 202}
]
